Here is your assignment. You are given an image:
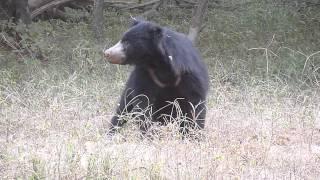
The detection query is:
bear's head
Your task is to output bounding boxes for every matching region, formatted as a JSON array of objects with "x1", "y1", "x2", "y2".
[{"x1": 103, "y1": 20, "x2": 165, "y2": 65}]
